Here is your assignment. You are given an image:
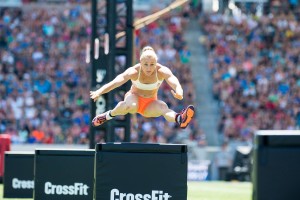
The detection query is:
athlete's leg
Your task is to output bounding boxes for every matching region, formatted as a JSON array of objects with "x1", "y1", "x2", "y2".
[
  {"x1": 143, "y1": 100, "x2": 176, "y2": 122},
  {"x1": 143, "y1": 100, "x2": 195, "y2": 128},
  {"x1": 92, "y1": 93, "x2": 138, "y2": 126},
  {"x1": 110, "y1": 93, "x2": 138, "y2": 116}
]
